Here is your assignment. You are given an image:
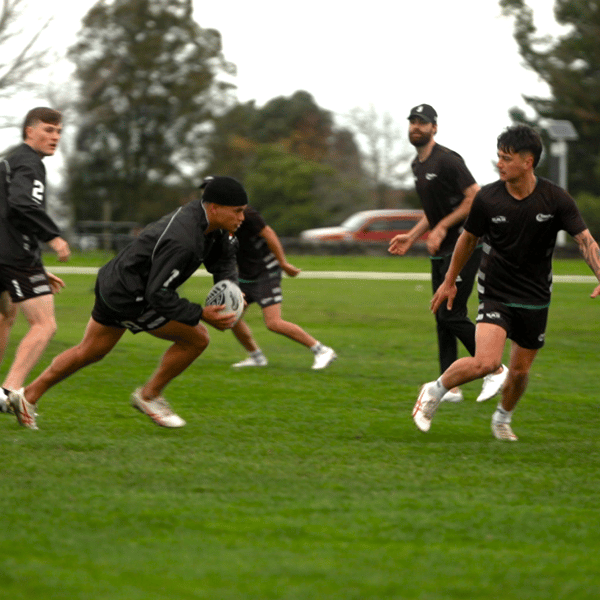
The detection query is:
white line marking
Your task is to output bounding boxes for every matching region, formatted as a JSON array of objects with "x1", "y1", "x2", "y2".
[{"x1": 46, "y1": 266, "x2": 597, "y2": 283}]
